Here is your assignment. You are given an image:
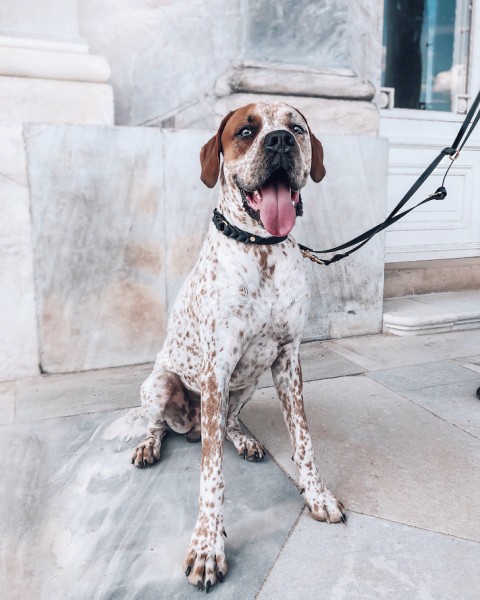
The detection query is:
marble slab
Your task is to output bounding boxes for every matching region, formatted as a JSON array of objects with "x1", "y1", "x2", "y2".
[
  {"x1": 241, "y1": 376, "x2": 480, "y2": 541},
  {"x1": 26, "y1": 124, "x2": 169, "y2": 374},
  {"x1": 0, "y1": 123, "x2": 39, "y2": 381},
  {"x1": 295, "y1": 135, "x2": 388, "y2": 341},
  {"x1": 0, "y1": 408, "x2": 301, "y2": 600},
  {"x1": 324, "y1": 329, "x2": 480, "y2": 371},
  {"x1": 258, "y1": 511, "x2": 480, "y2": 599},
  {"x1": 257, "y1": 342, "x2": 364, "y2": 388},
  {"x1": 0, "y1": 382, "x2": 15, "y2": 425},
  {"x1": 368, "y1": 360, "x2": 480, "y2": 393},
  {"x1": 243, "y1": 0, "x2": 349, "y2": 70},
  {"x1": 14, "y1": 364, "x2": 152, "y2": 424},
  {"x1": 405, "y1": 379, "x2": 480, "y2": 439}
]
